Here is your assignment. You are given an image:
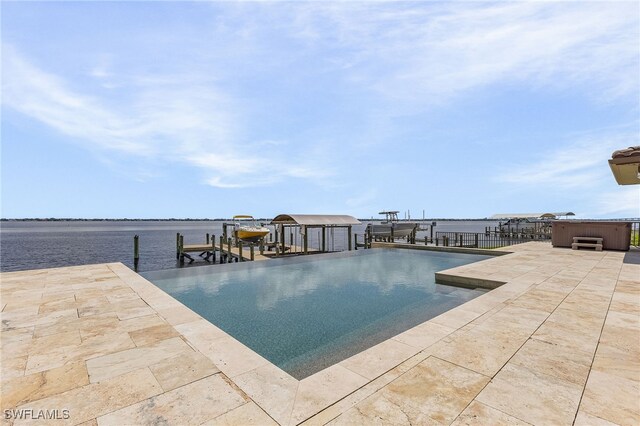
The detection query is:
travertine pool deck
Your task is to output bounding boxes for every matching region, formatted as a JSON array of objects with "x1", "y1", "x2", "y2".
[{"x1": 1, "y1": 242, "x2": 638, "y2": 425}]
